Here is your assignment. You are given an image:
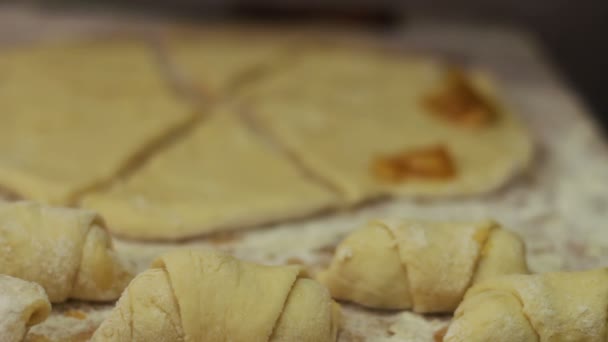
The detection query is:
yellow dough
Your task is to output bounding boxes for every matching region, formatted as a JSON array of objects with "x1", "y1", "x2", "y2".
[
  {"x1": 317, "y1": 219, "x2": 528, "y2": 313},
  {"x1": 166, "y1": 30, "x2": 290, "y2": 98},
  {"x1": 91, "y1": 250, "x2": 341, "y2": 342},
  {"x1": 0, "y1": 275, "x2": 51, "y2": 342},
  {"x1": 0, "y1": 201, "x2": 134, "y2": 303},
  {"x1": 82, "y1": 108, "x2": 337, "y2": 240},
  {"x1": 445, "y1": 268, "x2": 608, "y2": 342},
  {"x1": 241, "y1": 48, "x2": 533, "y2": 203},
  {"x1": 0, "y1": 39, "x2": 194, "y2": 204}
]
